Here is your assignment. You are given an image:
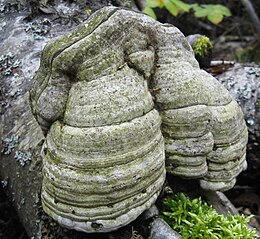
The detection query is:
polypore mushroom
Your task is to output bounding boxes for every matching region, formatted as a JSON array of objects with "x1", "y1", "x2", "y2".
[{"x1": 30, "y1": 7, "x2": 248, "y2": 233}]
